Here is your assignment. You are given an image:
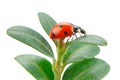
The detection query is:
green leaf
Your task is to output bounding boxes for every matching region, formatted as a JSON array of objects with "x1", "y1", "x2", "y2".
[
  {"x1": 38, "y1": 12, "x2": 57, "y2": 44},
  {"x1": 62, "y1": 58, "x2": 110, "y2": 80},
  {"x1": 7, "y1": 26, "x2": 54, "y2": 58},
  {"x1": 15, "y1": 54, "x2": 54, "y2": 80},
  {"x1": 63, "y1": 43, "x2": 100, "y2": 65},
  {"x1": 38, "y1": 12, "x2": 57, "y2": 35},
  {"x1": 70, "y1": 35, "x2": 107, "y2": 46}
]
